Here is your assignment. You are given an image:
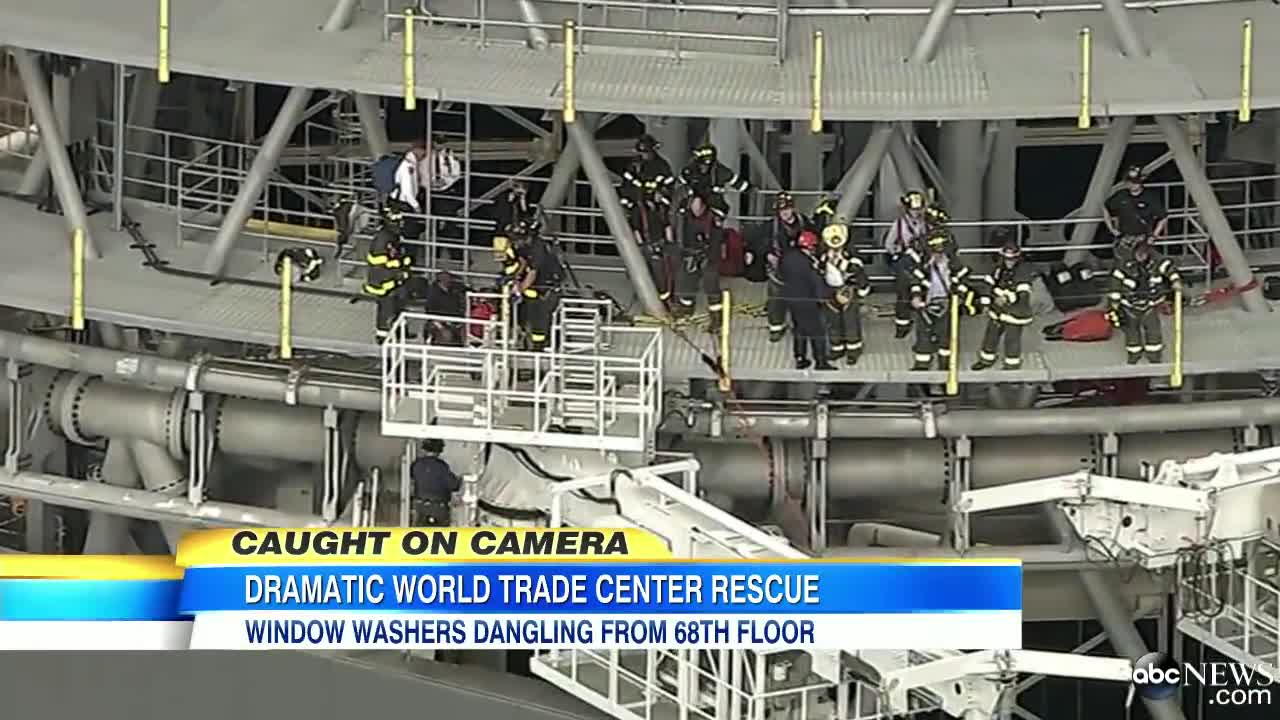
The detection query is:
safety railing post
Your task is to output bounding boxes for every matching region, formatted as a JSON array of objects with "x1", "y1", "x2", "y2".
[
  {"x1": 71, "y1": 228, "x2": 85, "y2": 331},
  {"x1": 1077, "y1": 27, "x2": 1091, "y2": 130},
  {"x1": 946, "y1": 293, "x2": 960, "y2": 396},
  {"x1": 1171, "y1": 285, "x2": 1184, "y2": 388},
  {"x1": 1240, "y1": 19, "x2": 1253, "y2": 123},
  {"x1": 810, "y1": 31, "x2": 823, "y2": 134},
  {"x1": 403, "y1": 9, "x2": 417, "y2": 110},
  {"x1": 158, "y1": 0, "x2": 171, "y2": 84},
  {"x1": 563, "y1": 20, "x2": 577, "y2": 123},
  {"x1": 718, "y1": 290, "x2": 731, "y2": 393},
  {"x1": 279, "y1": 256, "x2": 293, "y2": 359}
]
